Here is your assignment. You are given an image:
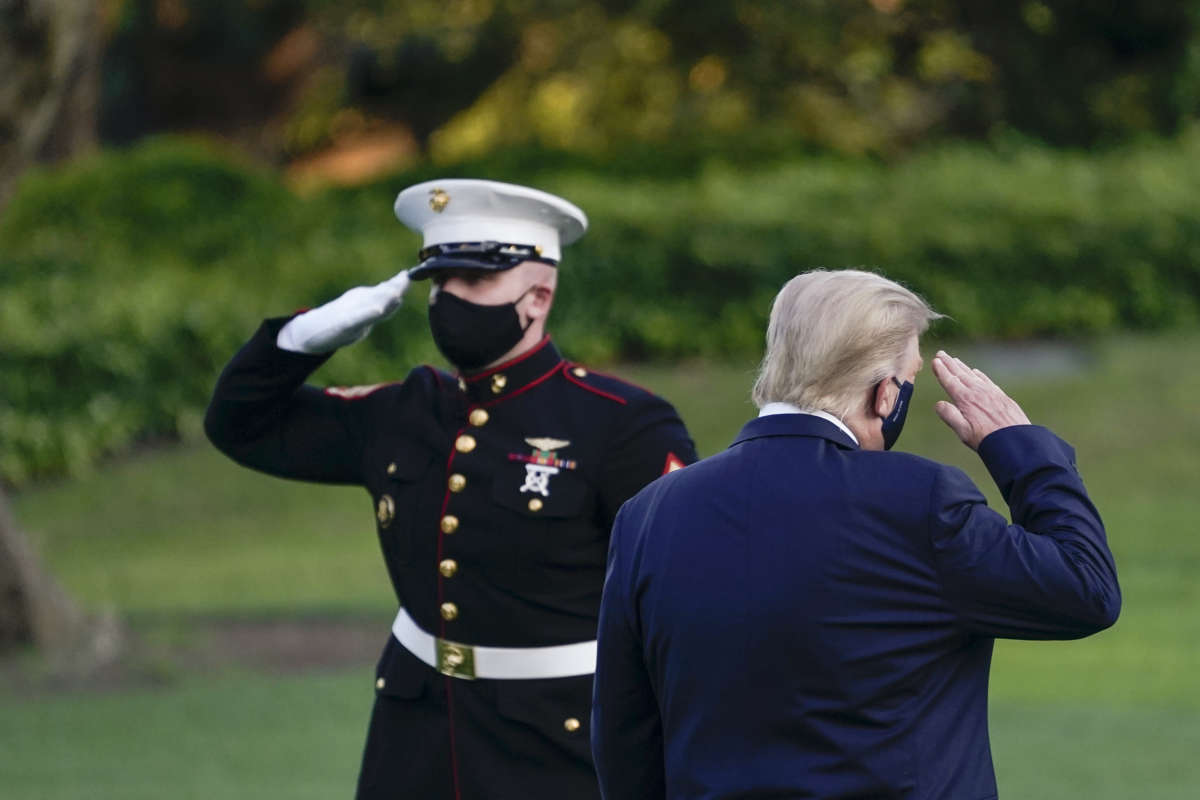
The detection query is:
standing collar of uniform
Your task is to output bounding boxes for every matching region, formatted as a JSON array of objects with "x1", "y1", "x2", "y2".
[
  {"x1": 458, "y1": 336, "x2": 564, "y2": 404},
  {"x1": 757, "y1": 402, "x2": 859, "y2": 445}
]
